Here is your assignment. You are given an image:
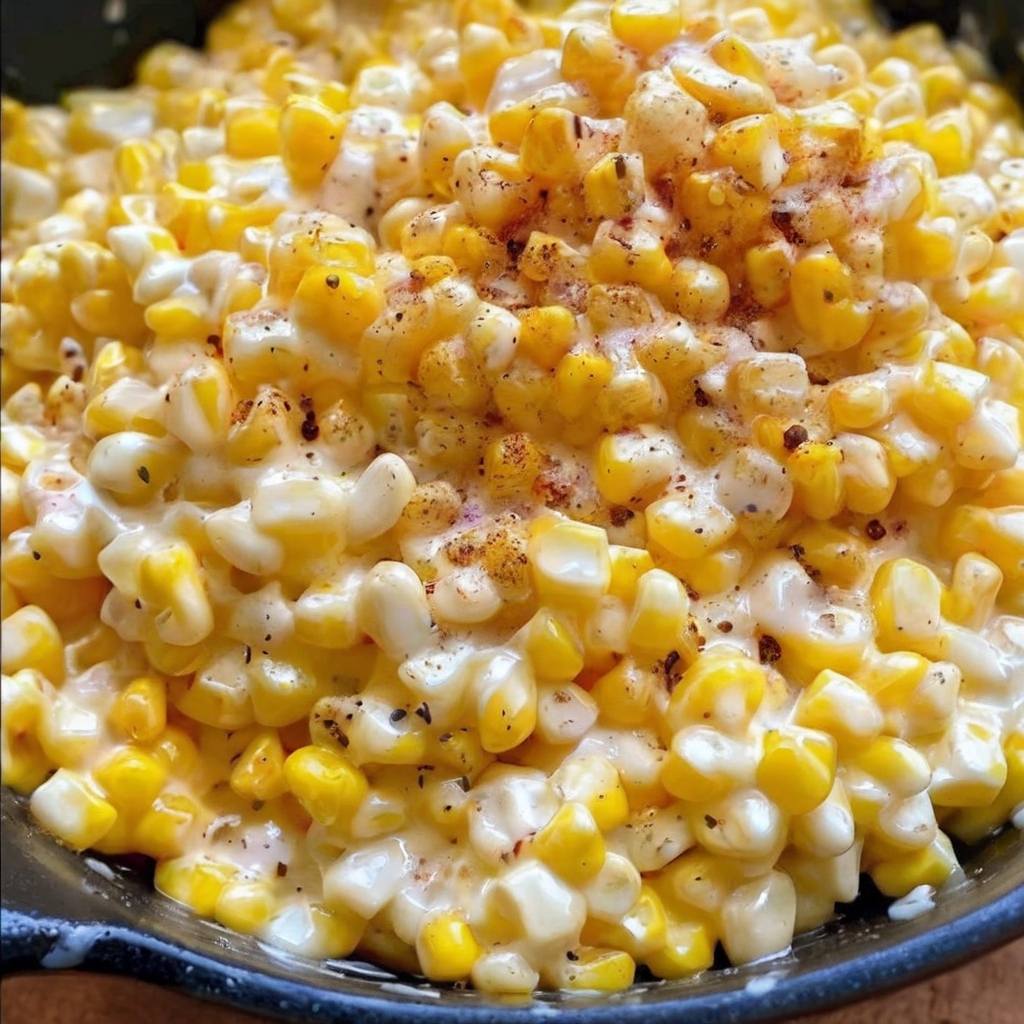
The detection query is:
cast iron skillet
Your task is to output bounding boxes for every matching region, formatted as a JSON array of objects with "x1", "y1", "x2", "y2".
[{"x1": 2, "y1": 2, "x2": 1023, "y2": 1021}]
